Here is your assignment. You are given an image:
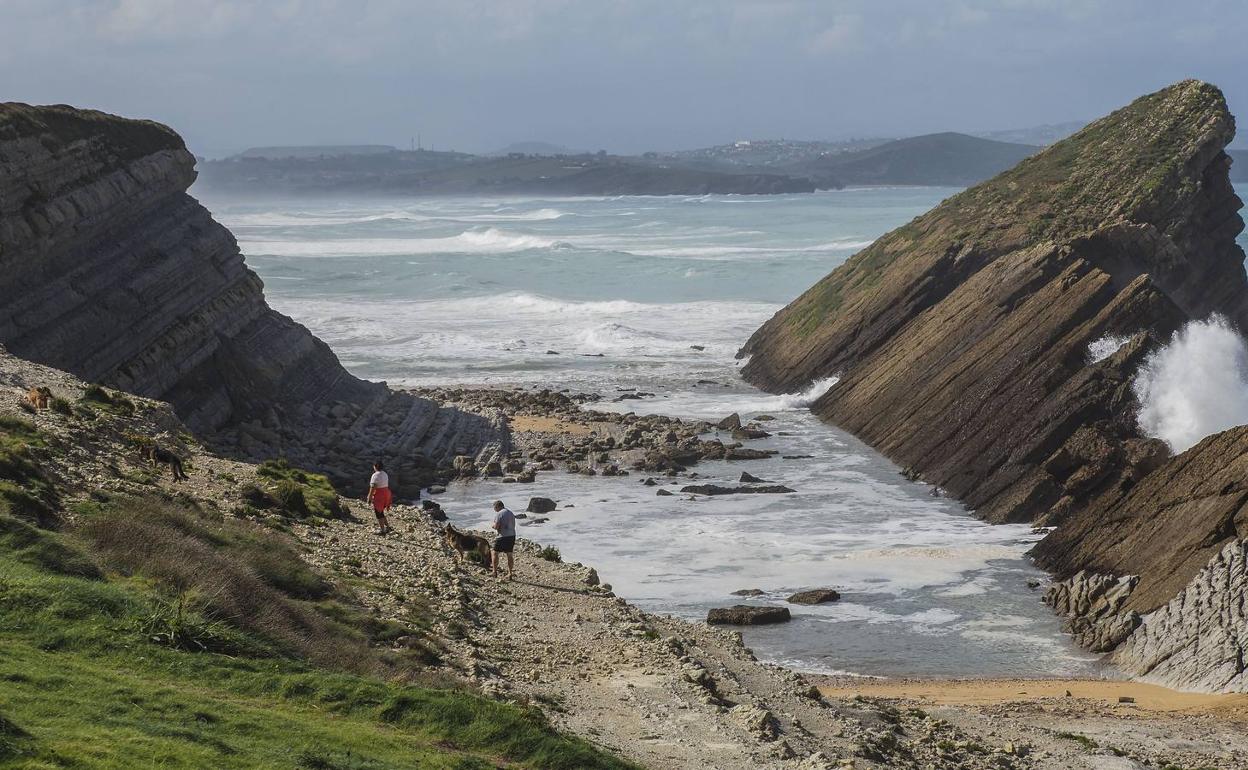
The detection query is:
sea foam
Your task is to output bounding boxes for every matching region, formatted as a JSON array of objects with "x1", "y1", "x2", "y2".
[
  {"x1": 241, "y1": 227, "x2": 556, "y2": 257},
  {"x1": 1133, "y1": 315, "x2": 1248, "y2": 452}
]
